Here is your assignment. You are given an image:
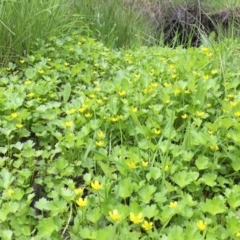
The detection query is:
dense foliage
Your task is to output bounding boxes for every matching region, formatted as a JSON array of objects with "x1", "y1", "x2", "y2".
[{"x1": 1, "y1": 33, "x2": 240, "y2": 239}]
